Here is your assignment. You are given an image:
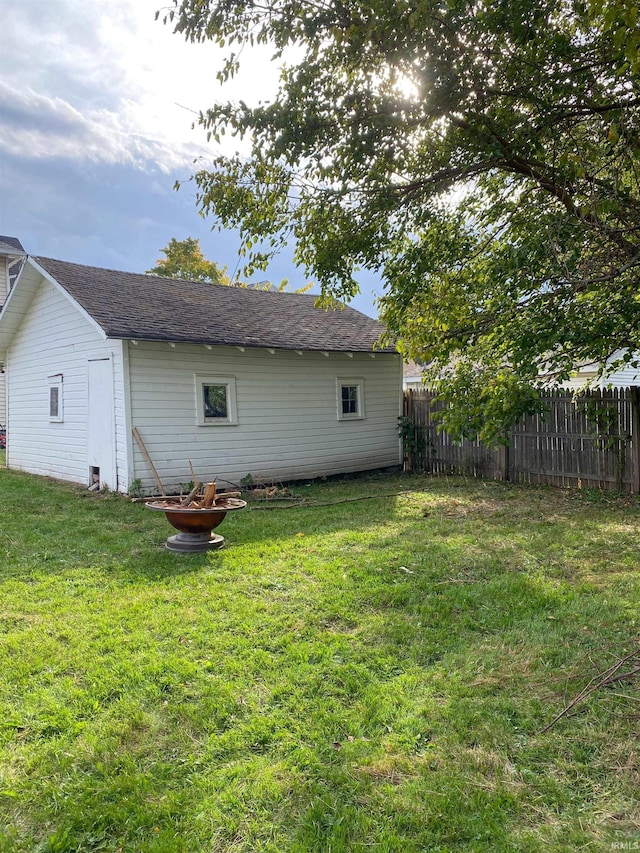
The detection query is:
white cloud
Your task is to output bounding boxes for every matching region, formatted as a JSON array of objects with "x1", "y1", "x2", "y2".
[
  {"x1": 0, "y1": 80, "x2": 202, "y2": 171},
  {"x1": 0, "y1": 0, "x2": 282, "y2": 172}
]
